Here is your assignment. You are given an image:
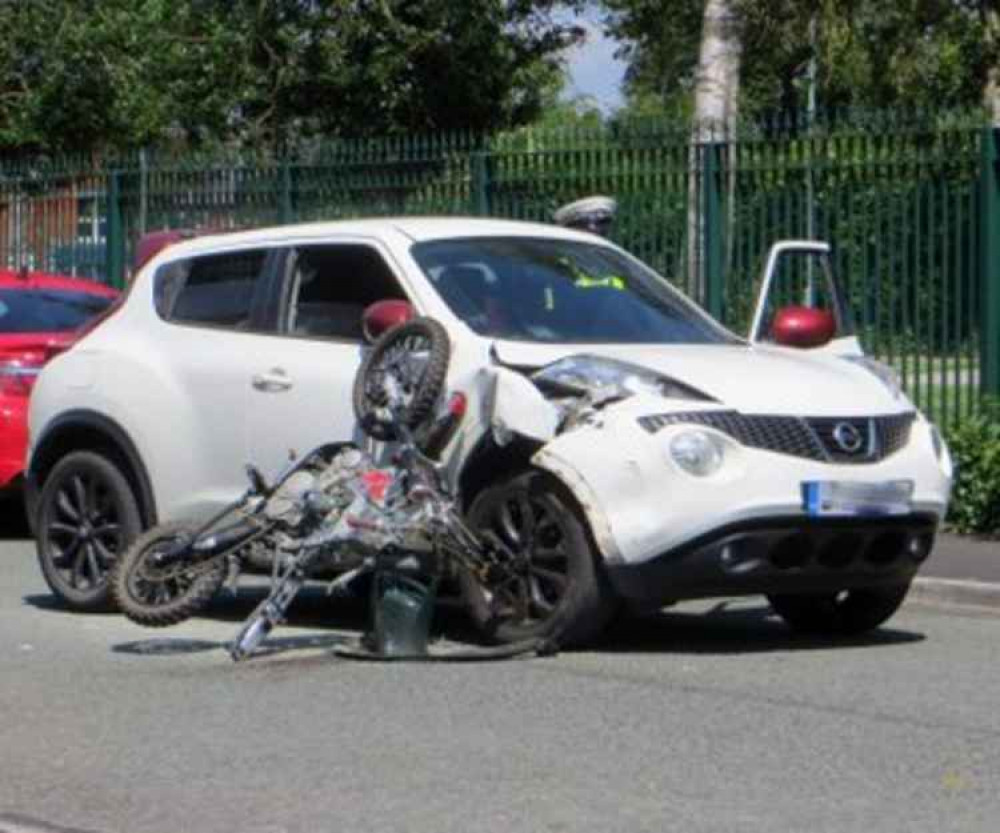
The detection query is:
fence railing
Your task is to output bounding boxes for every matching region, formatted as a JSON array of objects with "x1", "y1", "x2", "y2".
[{"x1": 1, "y1": 113, "x2": 997, "y2": 427}]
